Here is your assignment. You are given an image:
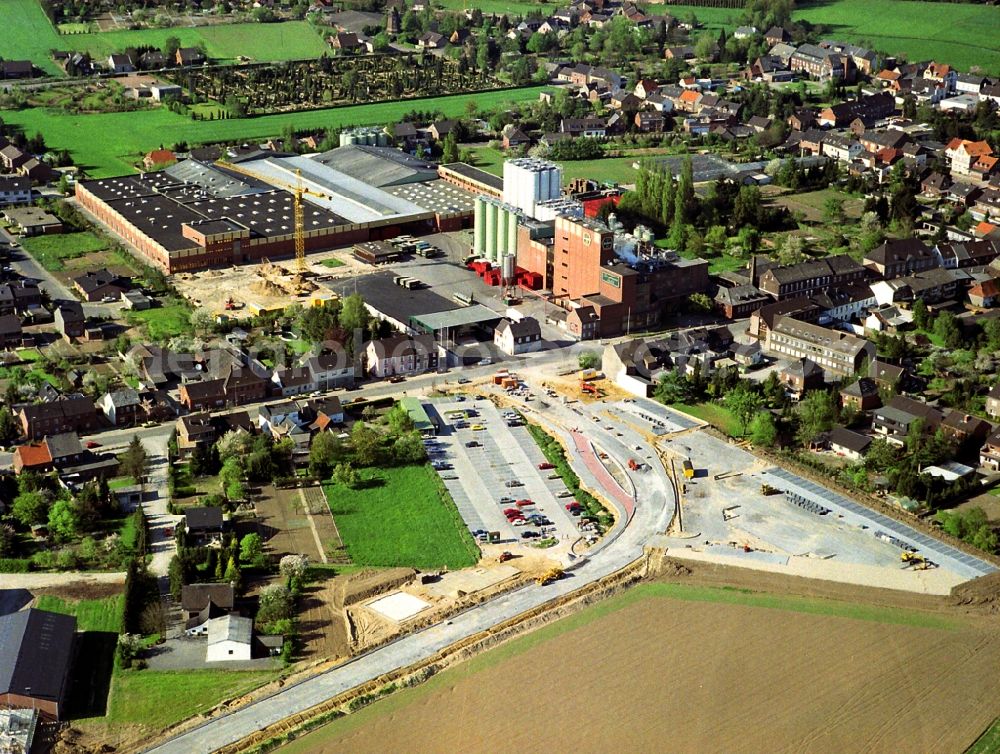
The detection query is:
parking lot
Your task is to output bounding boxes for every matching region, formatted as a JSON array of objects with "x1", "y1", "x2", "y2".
[{"x1": 420, "y1": 397, "x2": 582, "y2": 549}]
